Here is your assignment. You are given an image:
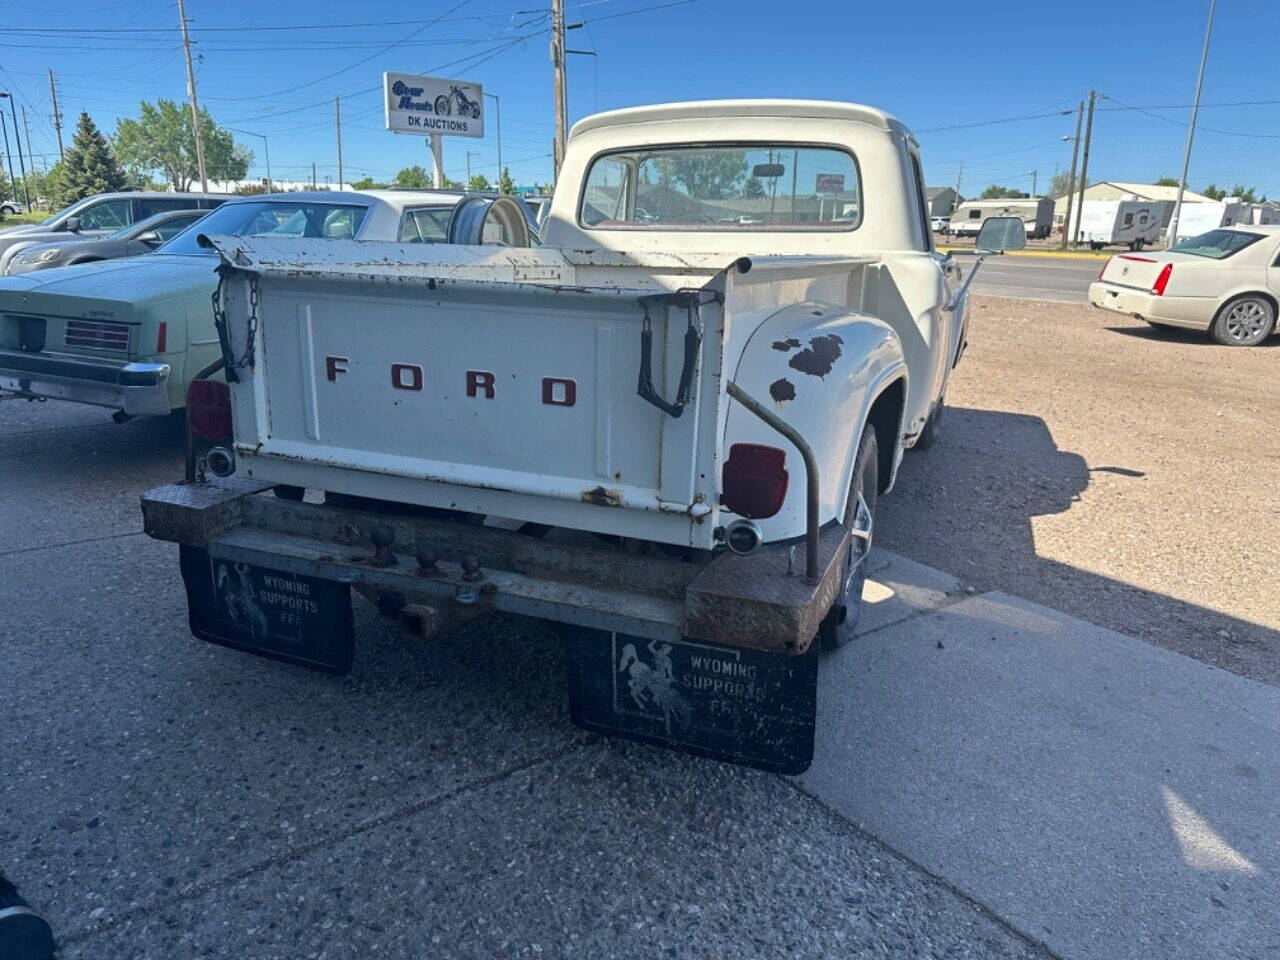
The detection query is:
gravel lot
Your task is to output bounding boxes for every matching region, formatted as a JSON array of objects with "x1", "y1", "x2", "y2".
[{"x1": 878, "y1": 294, "x2": 1280, "y2": 685}]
